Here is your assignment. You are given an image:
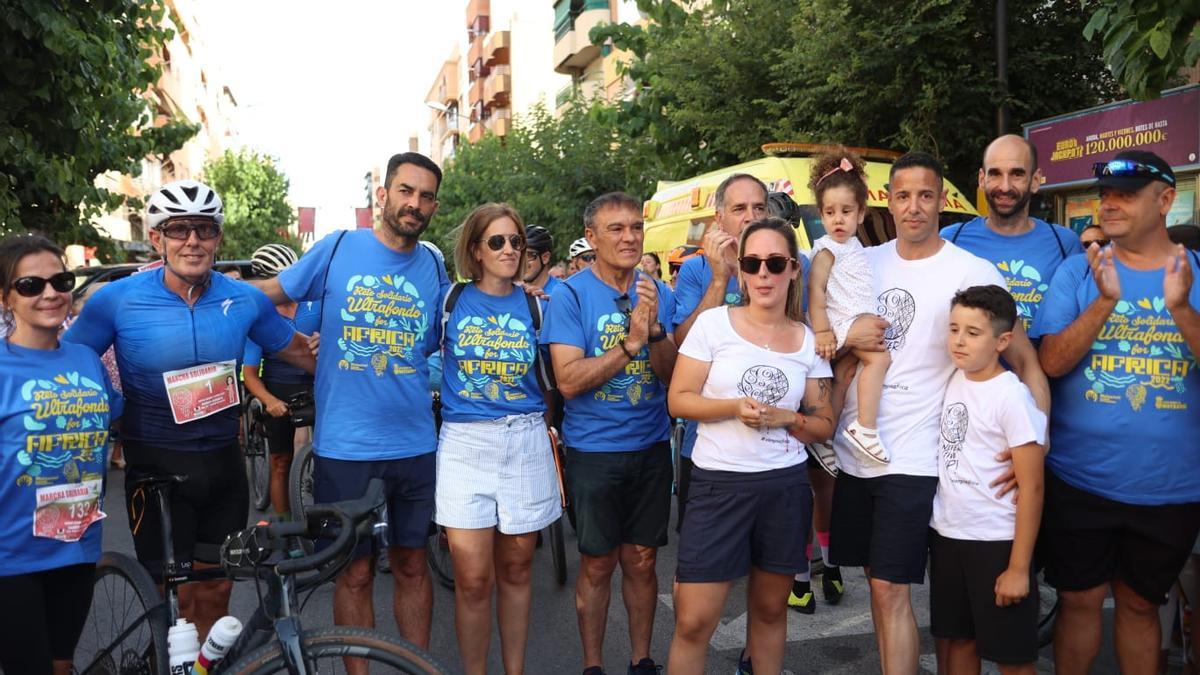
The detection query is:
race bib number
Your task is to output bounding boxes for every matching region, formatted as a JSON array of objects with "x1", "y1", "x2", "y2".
[
  {"x1": 163, "y1": 360, "x2": 240, "y2": 424},
  {"x1": 33, "y1": 479, "x2": 105, "y2": 542}
]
